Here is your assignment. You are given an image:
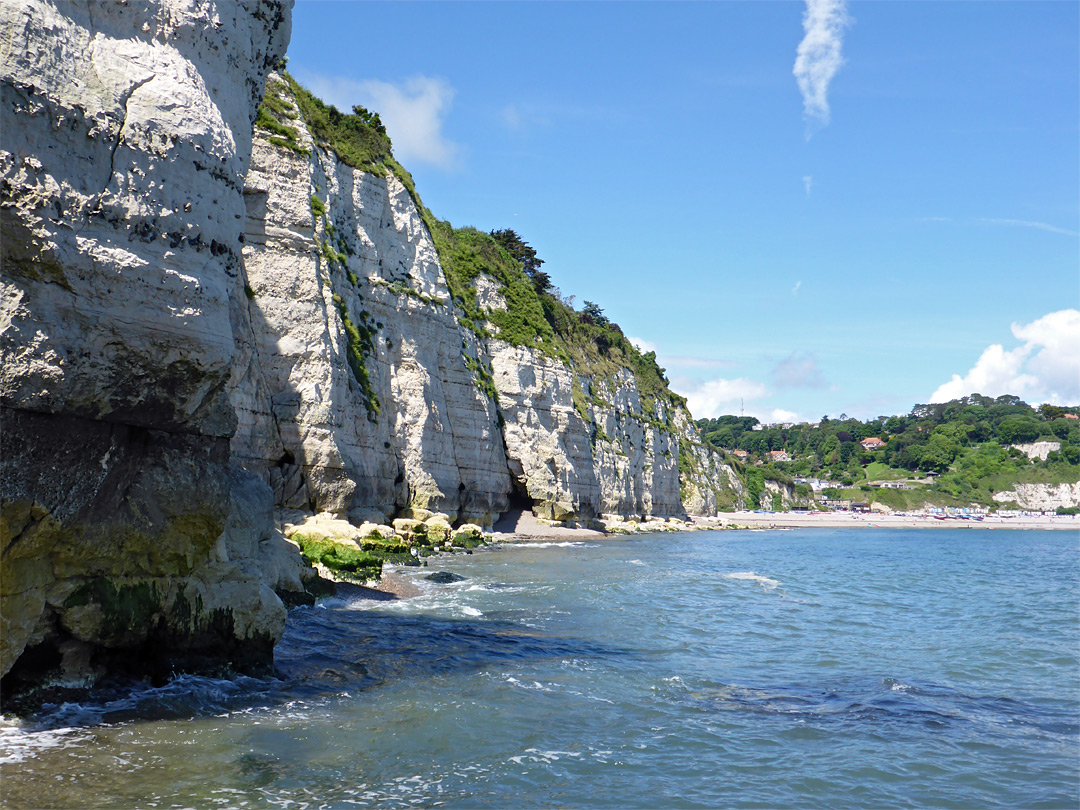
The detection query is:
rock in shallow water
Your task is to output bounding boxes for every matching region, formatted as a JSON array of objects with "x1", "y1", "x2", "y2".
[{"x1": 425, "y1": 572, "x2": 467, "y2": 584}]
